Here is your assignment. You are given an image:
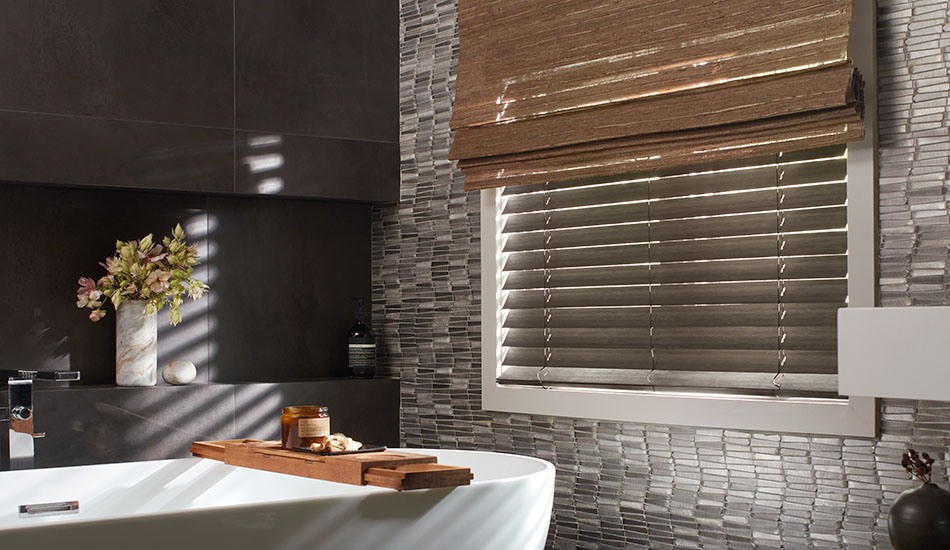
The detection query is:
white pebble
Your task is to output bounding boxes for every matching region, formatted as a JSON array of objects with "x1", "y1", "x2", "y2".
[{"x1": 162, "y1": 360, "x2": 197, "y2": 385}]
